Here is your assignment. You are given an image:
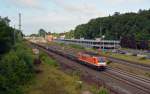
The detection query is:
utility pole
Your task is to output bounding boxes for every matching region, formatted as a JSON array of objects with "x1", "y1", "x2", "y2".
[
  {"x1": 13, "y1": 25, "x2": 16, "y2": 44},
  {"x1": 19, "y1": 13, "x2": 21, "y2": 31},
  {"x1": 100, "y1": 23, "x2": 105, "y2": 50},
  {"x1": 18, "y1": 13, "x2": 22, "y2": 39},
  {"x1": 100, "y1": 23, "x2": 102, "y2": 49},
  {"x1": 102, "y1": 35, "x2": 105, "y2": 50},
  {"x1": 100, "y1": 24, "x2": 102, "y2": 38}
]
